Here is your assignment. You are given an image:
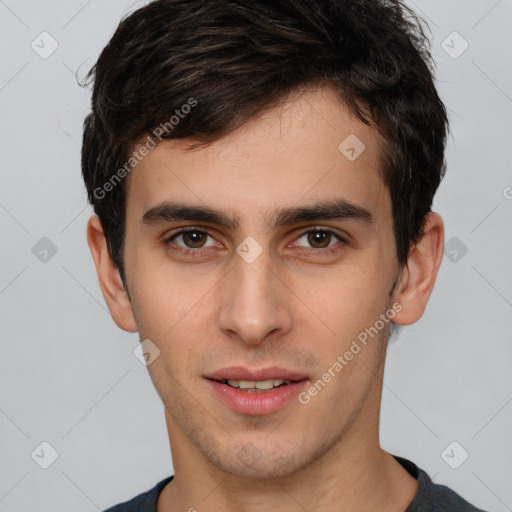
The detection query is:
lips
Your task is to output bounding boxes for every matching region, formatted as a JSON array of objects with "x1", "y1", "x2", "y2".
[
  {"x1": 204, "y1": 366, "x2": 309, "y2": 415},
  {"x1": 204, "y1": 366, "x2": 309, "y2": 382}
]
